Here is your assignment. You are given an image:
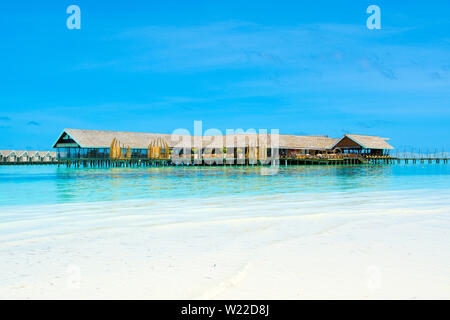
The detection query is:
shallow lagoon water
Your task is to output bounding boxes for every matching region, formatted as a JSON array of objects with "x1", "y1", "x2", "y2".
[
  {"x1": 0, "y1": 164, "x2": 449, "y2": 299},
  {"x1": 1, "y1": 164, "x2": 450, "y2": 206}
]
